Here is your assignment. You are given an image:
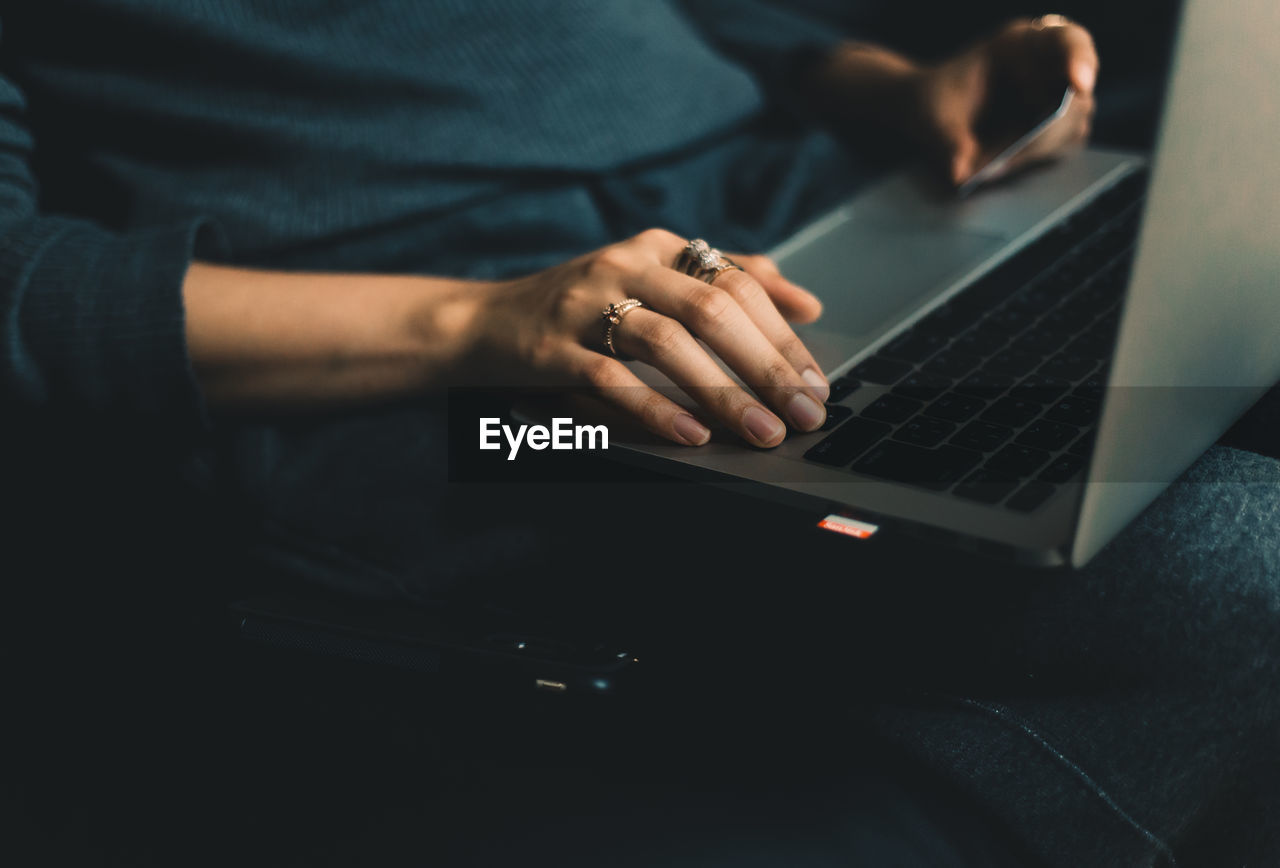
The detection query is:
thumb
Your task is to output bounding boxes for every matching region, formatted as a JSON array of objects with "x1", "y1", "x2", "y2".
[{"x1": 943, "y1": 123, "x2": 981, "y2": 185}]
